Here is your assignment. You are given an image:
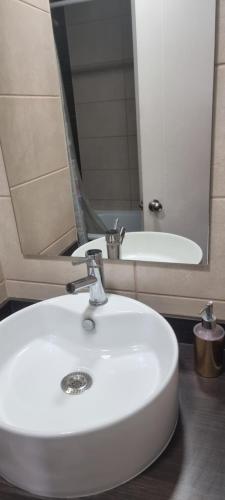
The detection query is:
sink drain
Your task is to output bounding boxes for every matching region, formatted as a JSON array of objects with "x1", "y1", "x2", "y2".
[{"x1": 61, "y1": 372, "x2": 92, "y2": 395}]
